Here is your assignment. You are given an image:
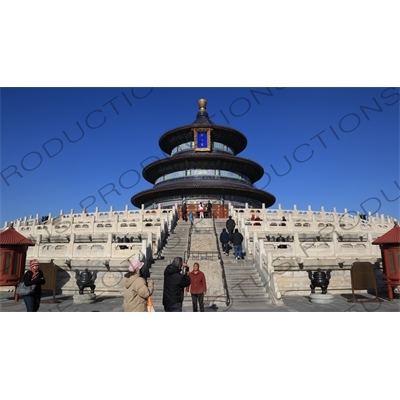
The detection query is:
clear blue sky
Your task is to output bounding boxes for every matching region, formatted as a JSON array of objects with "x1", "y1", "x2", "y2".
[{"x1": 1, "y1": 87, "x2": 399, "y2": 225}]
